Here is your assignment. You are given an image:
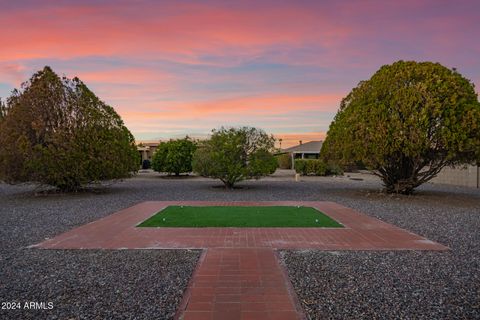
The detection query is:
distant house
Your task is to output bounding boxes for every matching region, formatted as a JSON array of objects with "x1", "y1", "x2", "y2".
[
  {"x1": 137, "y1": 142, "x2": 160, "y2": 164},
  {"x1": 282, "y1": 140, "x2": 323, "y2": 169}
]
